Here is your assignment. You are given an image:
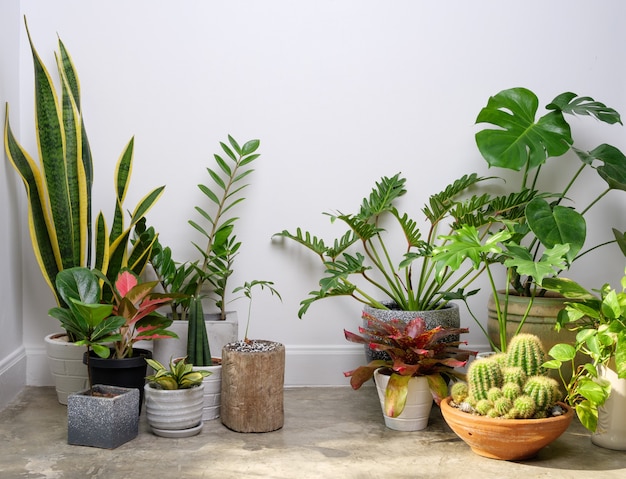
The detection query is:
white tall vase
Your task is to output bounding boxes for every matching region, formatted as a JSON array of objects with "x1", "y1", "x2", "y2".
[{"x1": 592, "y1": 362, "x2": 626, "y2": 450}]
